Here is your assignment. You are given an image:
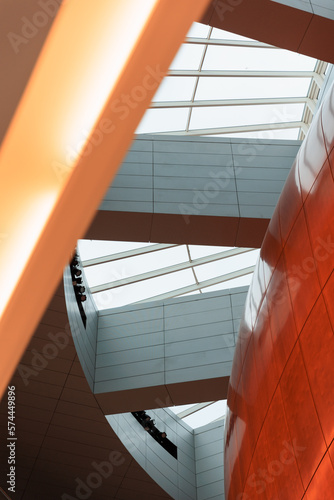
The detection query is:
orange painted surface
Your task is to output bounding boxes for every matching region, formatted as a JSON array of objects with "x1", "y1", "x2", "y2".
[
  {"x1": 86, "y1": 211, "x2": 270, "y2": 248},
  {"x1": 201, "y1": 0, "x2": 334, "y2": 64},
  {"x1": 225, "y1": 84, "x2": 334, "y2": 498},
  {"x1": 0, "y1": 0, "x2": 211, "y2": 399}
]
